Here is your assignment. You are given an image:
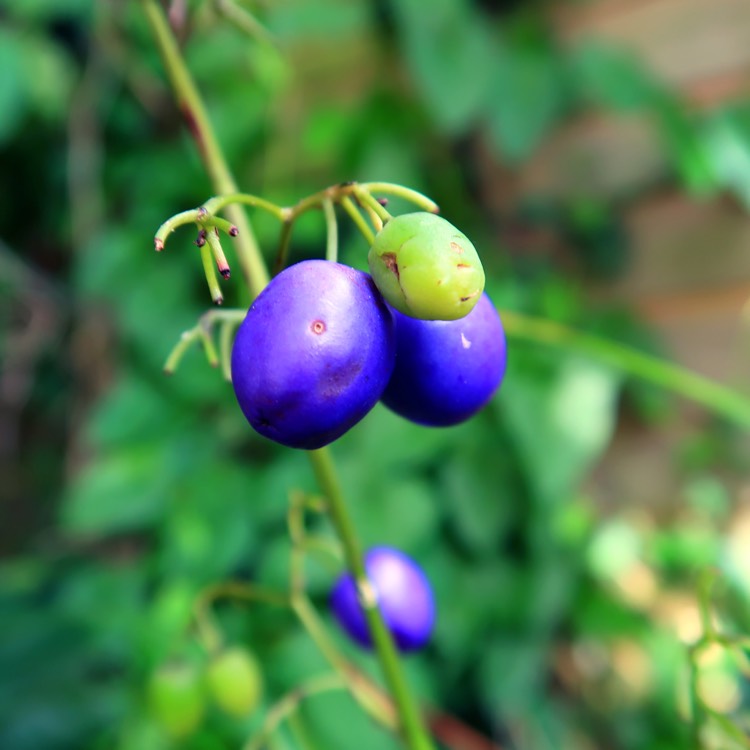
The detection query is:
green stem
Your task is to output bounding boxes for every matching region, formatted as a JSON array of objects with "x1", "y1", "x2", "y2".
[
  {"x1": 287, "y1": 712, "x2": 320, "y2": 750},
  {"x1": 154, "y1": 208, "x2": 201, "y2": 249},
  {"x1": 292, "y1": 595, "x2": 398, "y2": 731},
  {"x1": 243, "y1": 673, "x2": 346, "y2": 750},
  {"x1": 199, "y1": 242, "x2": 224, "y2": 304},
  {"x1": 142, "y1": 0, "x2": 268, "y2": 297},
  {"x1": 193, "y1": 581, "x2": 290, "y2": 653},
  {"x1": 354, "y1": 186, "x2": 392, "y2": 224},
  {"x1": 360, "y1": 182, "x2": 439, "y2": 213},
  {"x1": 203, "y1": 192, "x2": 288, "y2": 222},
  {"x1": 308, "y1": 448, "x2": 435, "y2": 750},
  {"x1": 163, "y1": 308, "x2": 246, "y2": 374},
  {"x1": 205, "y1": 227, "x2": 231, "y2": 281},
  {"x1": 143, "y1": 7, "x2": 432, "y2": 747},
  {"x1": 501, "y1": 310, "x2": 750, "y2": 429},
  {"x1": 322, "y1": 198, "x2": 338, "y2": 263},
  {"x1": 219, "y1": 319, "x2": 236, "y2": 381},
  {"x1": 340, "y1": 196, "x2": 375, "y2": 245},
  {"x1": 273, "y1": 218, "x2": 295, "y2": 276}
]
